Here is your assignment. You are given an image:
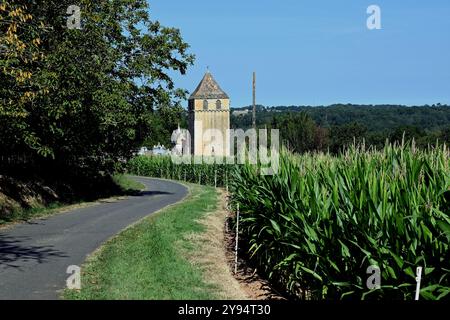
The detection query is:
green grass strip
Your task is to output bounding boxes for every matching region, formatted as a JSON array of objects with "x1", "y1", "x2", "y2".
[{"x1": 64, "y1": 183, "x2": 220, "y2": 300}]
